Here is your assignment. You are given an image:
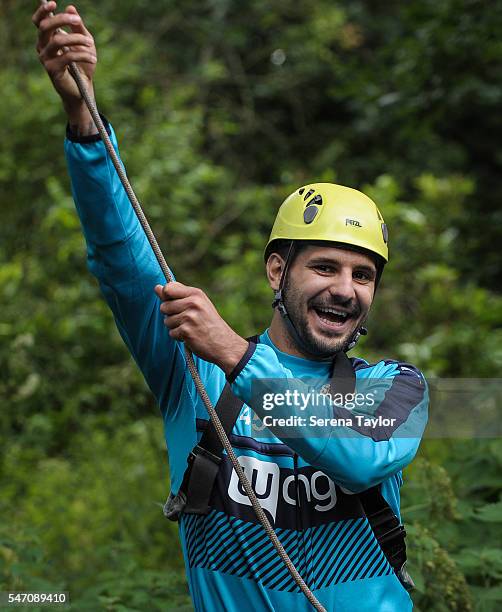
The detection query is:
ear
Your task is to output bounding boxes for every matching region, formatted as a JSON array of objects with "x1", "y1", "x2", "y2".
[{"x1": 266, "y1": 253, "x2": 285, "y2": 292}]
